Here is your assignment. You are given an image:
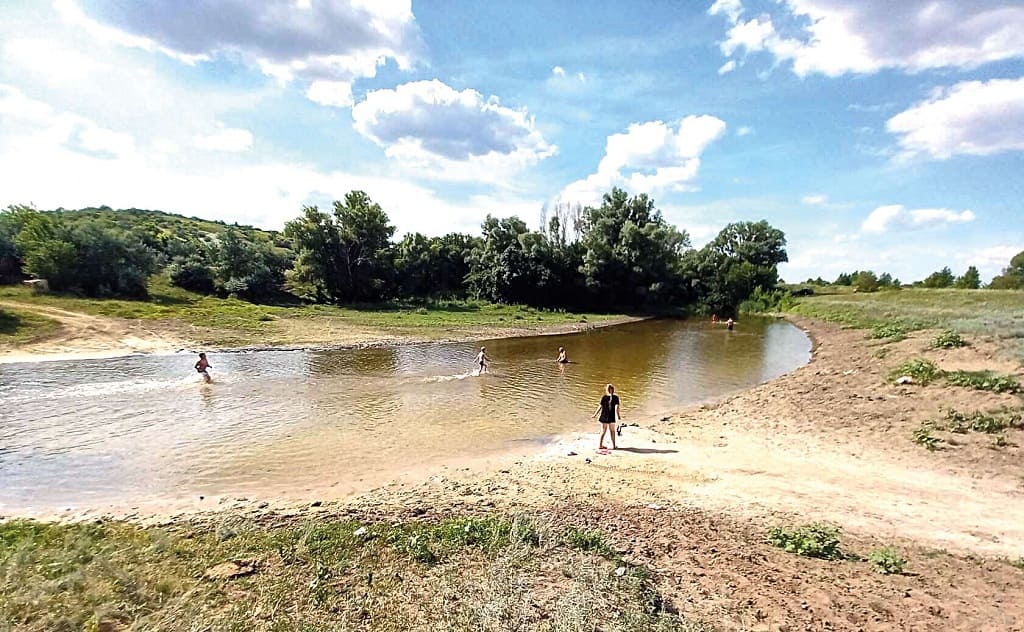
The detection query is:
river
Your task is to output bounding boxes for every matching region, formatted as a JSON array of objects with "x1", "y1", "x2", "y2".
[{"x1": 0, "y1": 317, "x2": 811, "y2": 514}]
